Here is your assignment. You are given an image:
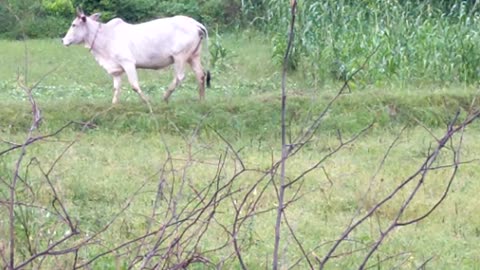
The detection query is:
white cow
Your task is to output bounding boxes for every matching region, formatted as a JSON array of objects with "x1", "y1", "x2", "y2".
[{"x1": 62, "y1": 8, "x2": 211, "y2": 111}]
